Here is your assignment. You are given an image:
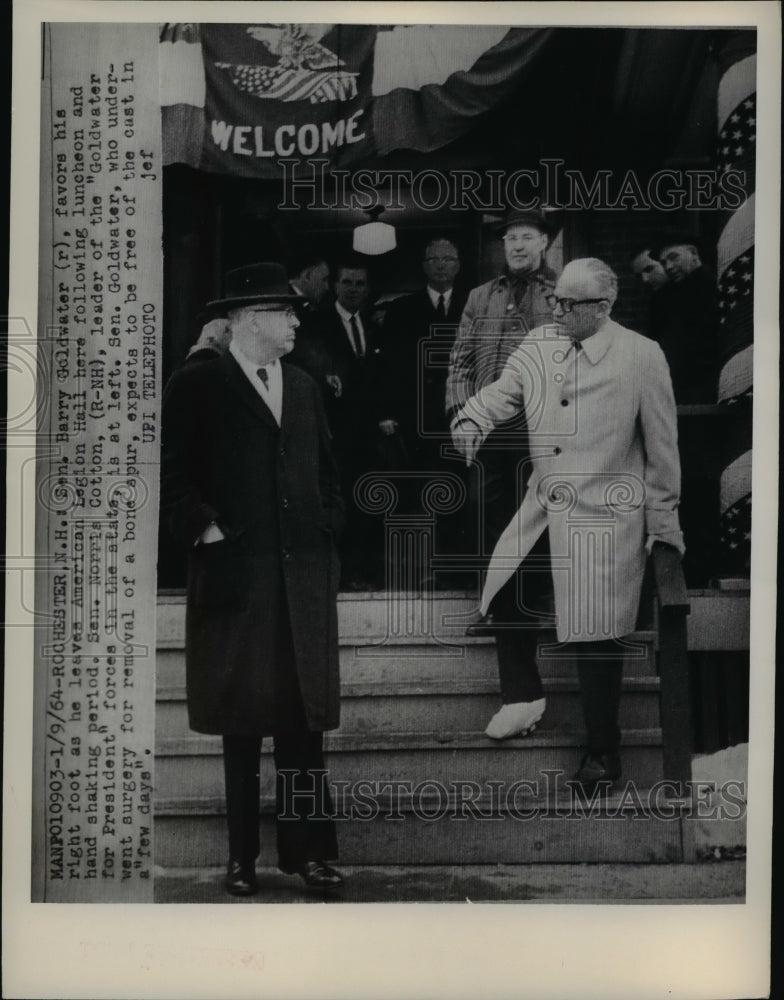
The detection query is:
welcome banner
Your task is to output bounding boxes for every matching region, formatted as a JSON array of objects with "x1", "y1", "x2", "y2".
[{"x1": 159, "y1": 23, "x2": 553, "y2": 177}]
